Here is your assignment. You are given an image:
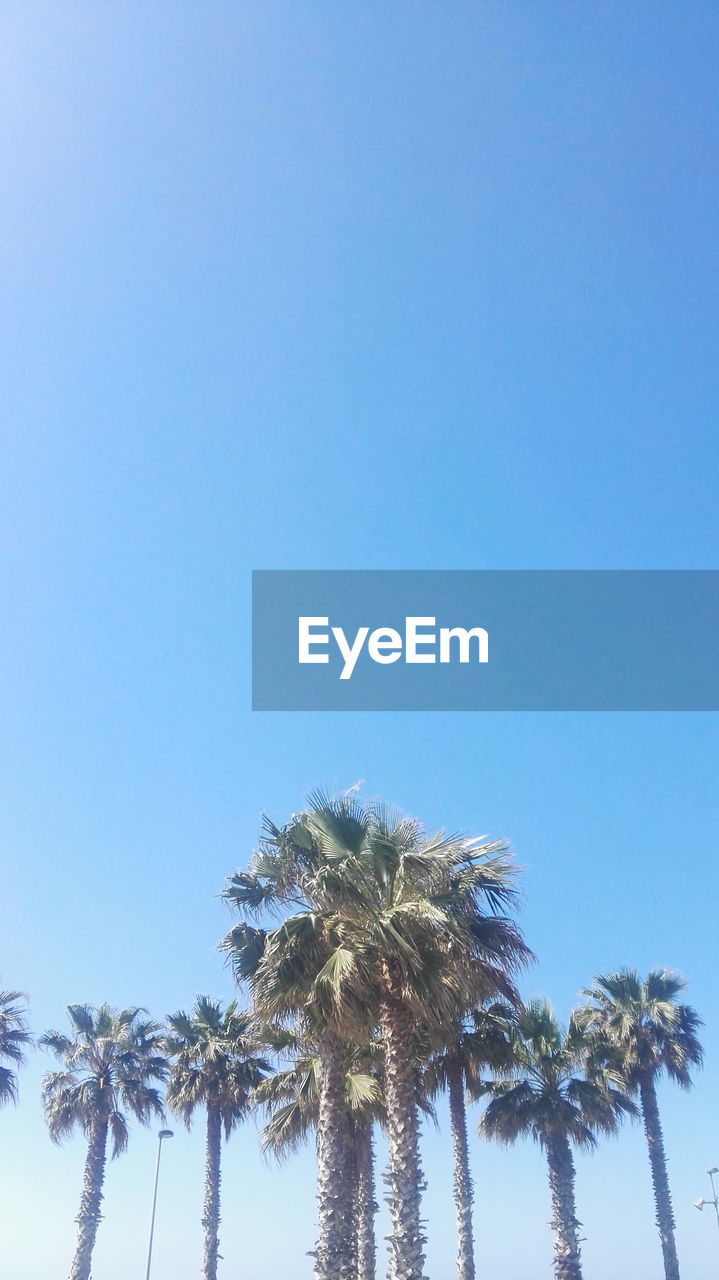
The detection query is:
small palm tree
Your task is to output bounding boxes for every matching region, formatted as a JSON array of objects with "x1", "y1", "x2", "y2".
[
  {"x1": 426, "y1": 1001, "x2": 515, "y2": 1280},
  {"x1": 165, "y1": 996, "x2": 270, "y2": 1280},
  {"x1": 40, "y1": 1004, "x2": 167, "y2": 1280},
  {"x1": 0, "y1": 987, "x2": 31, "y2": 1106},
  {"x1": 256, "y1": 1031, "x2": 384, "y2": 1280},
  {"x1": 478, "y1": 1000, "x2": 634, "y2": 1280},
  {"x1": 578, "y1": 969, "x2": 703, "y2": 1280}
]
